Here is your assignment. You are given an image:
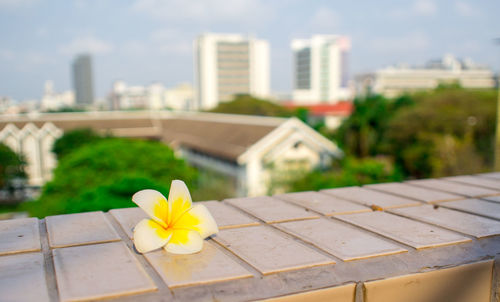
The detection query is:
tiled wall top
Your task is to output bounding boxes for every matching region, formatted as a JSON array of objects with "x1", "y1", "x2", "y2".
[{"x1": 0, "y1": 173, "x2": 499, "y2": 301}]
